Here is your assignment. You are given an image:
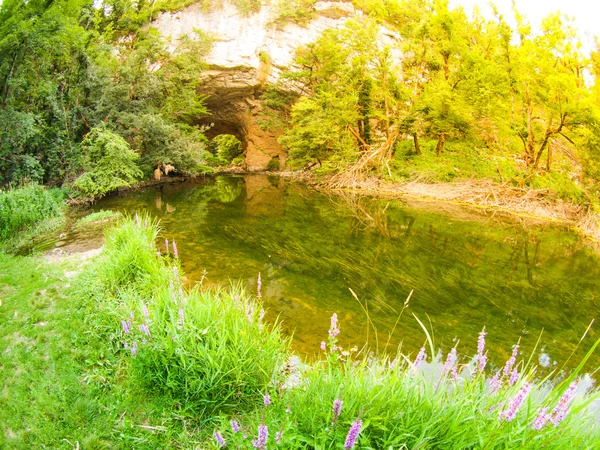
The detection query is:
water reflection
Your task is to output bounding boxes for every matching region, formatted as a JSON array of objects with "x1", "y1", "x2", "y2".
[{"x1": 92, "y1": 175, "x2": 600, "y2": 374}]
